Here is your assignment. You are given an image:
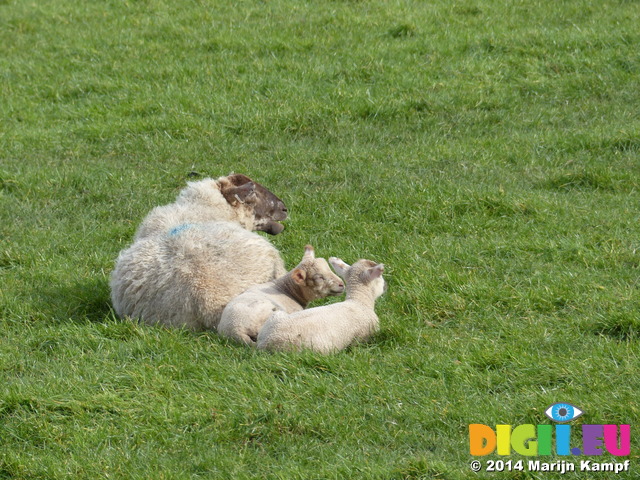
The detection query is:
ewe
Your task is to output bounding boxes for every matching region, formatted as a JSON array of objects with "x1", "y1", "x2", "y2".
[
  {"x1": 257, "y1": 257, "x2": 386, "y2": 354},
  {"x1": 133, "y1": 173, "x2": 287, "y2": 240},
  {"x1": 219, "y1": 245, "x2": 345, "y2": 346},
  {"x1": 110, "y1": 174, "x2": 288, "y2": 330}
]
